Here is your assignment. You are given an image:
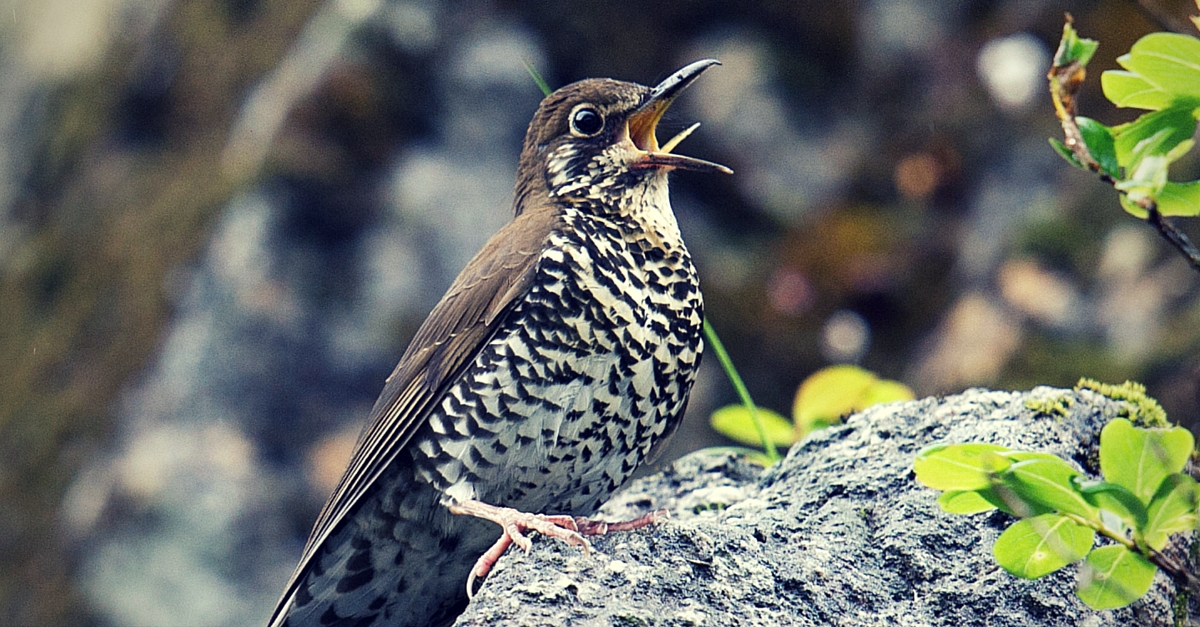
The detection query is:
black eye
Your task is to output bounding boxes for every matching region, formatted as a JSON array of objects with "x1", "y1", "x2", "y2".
[{"x1": 569, "y1": 105, "x2": 604, "y2": 137}]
